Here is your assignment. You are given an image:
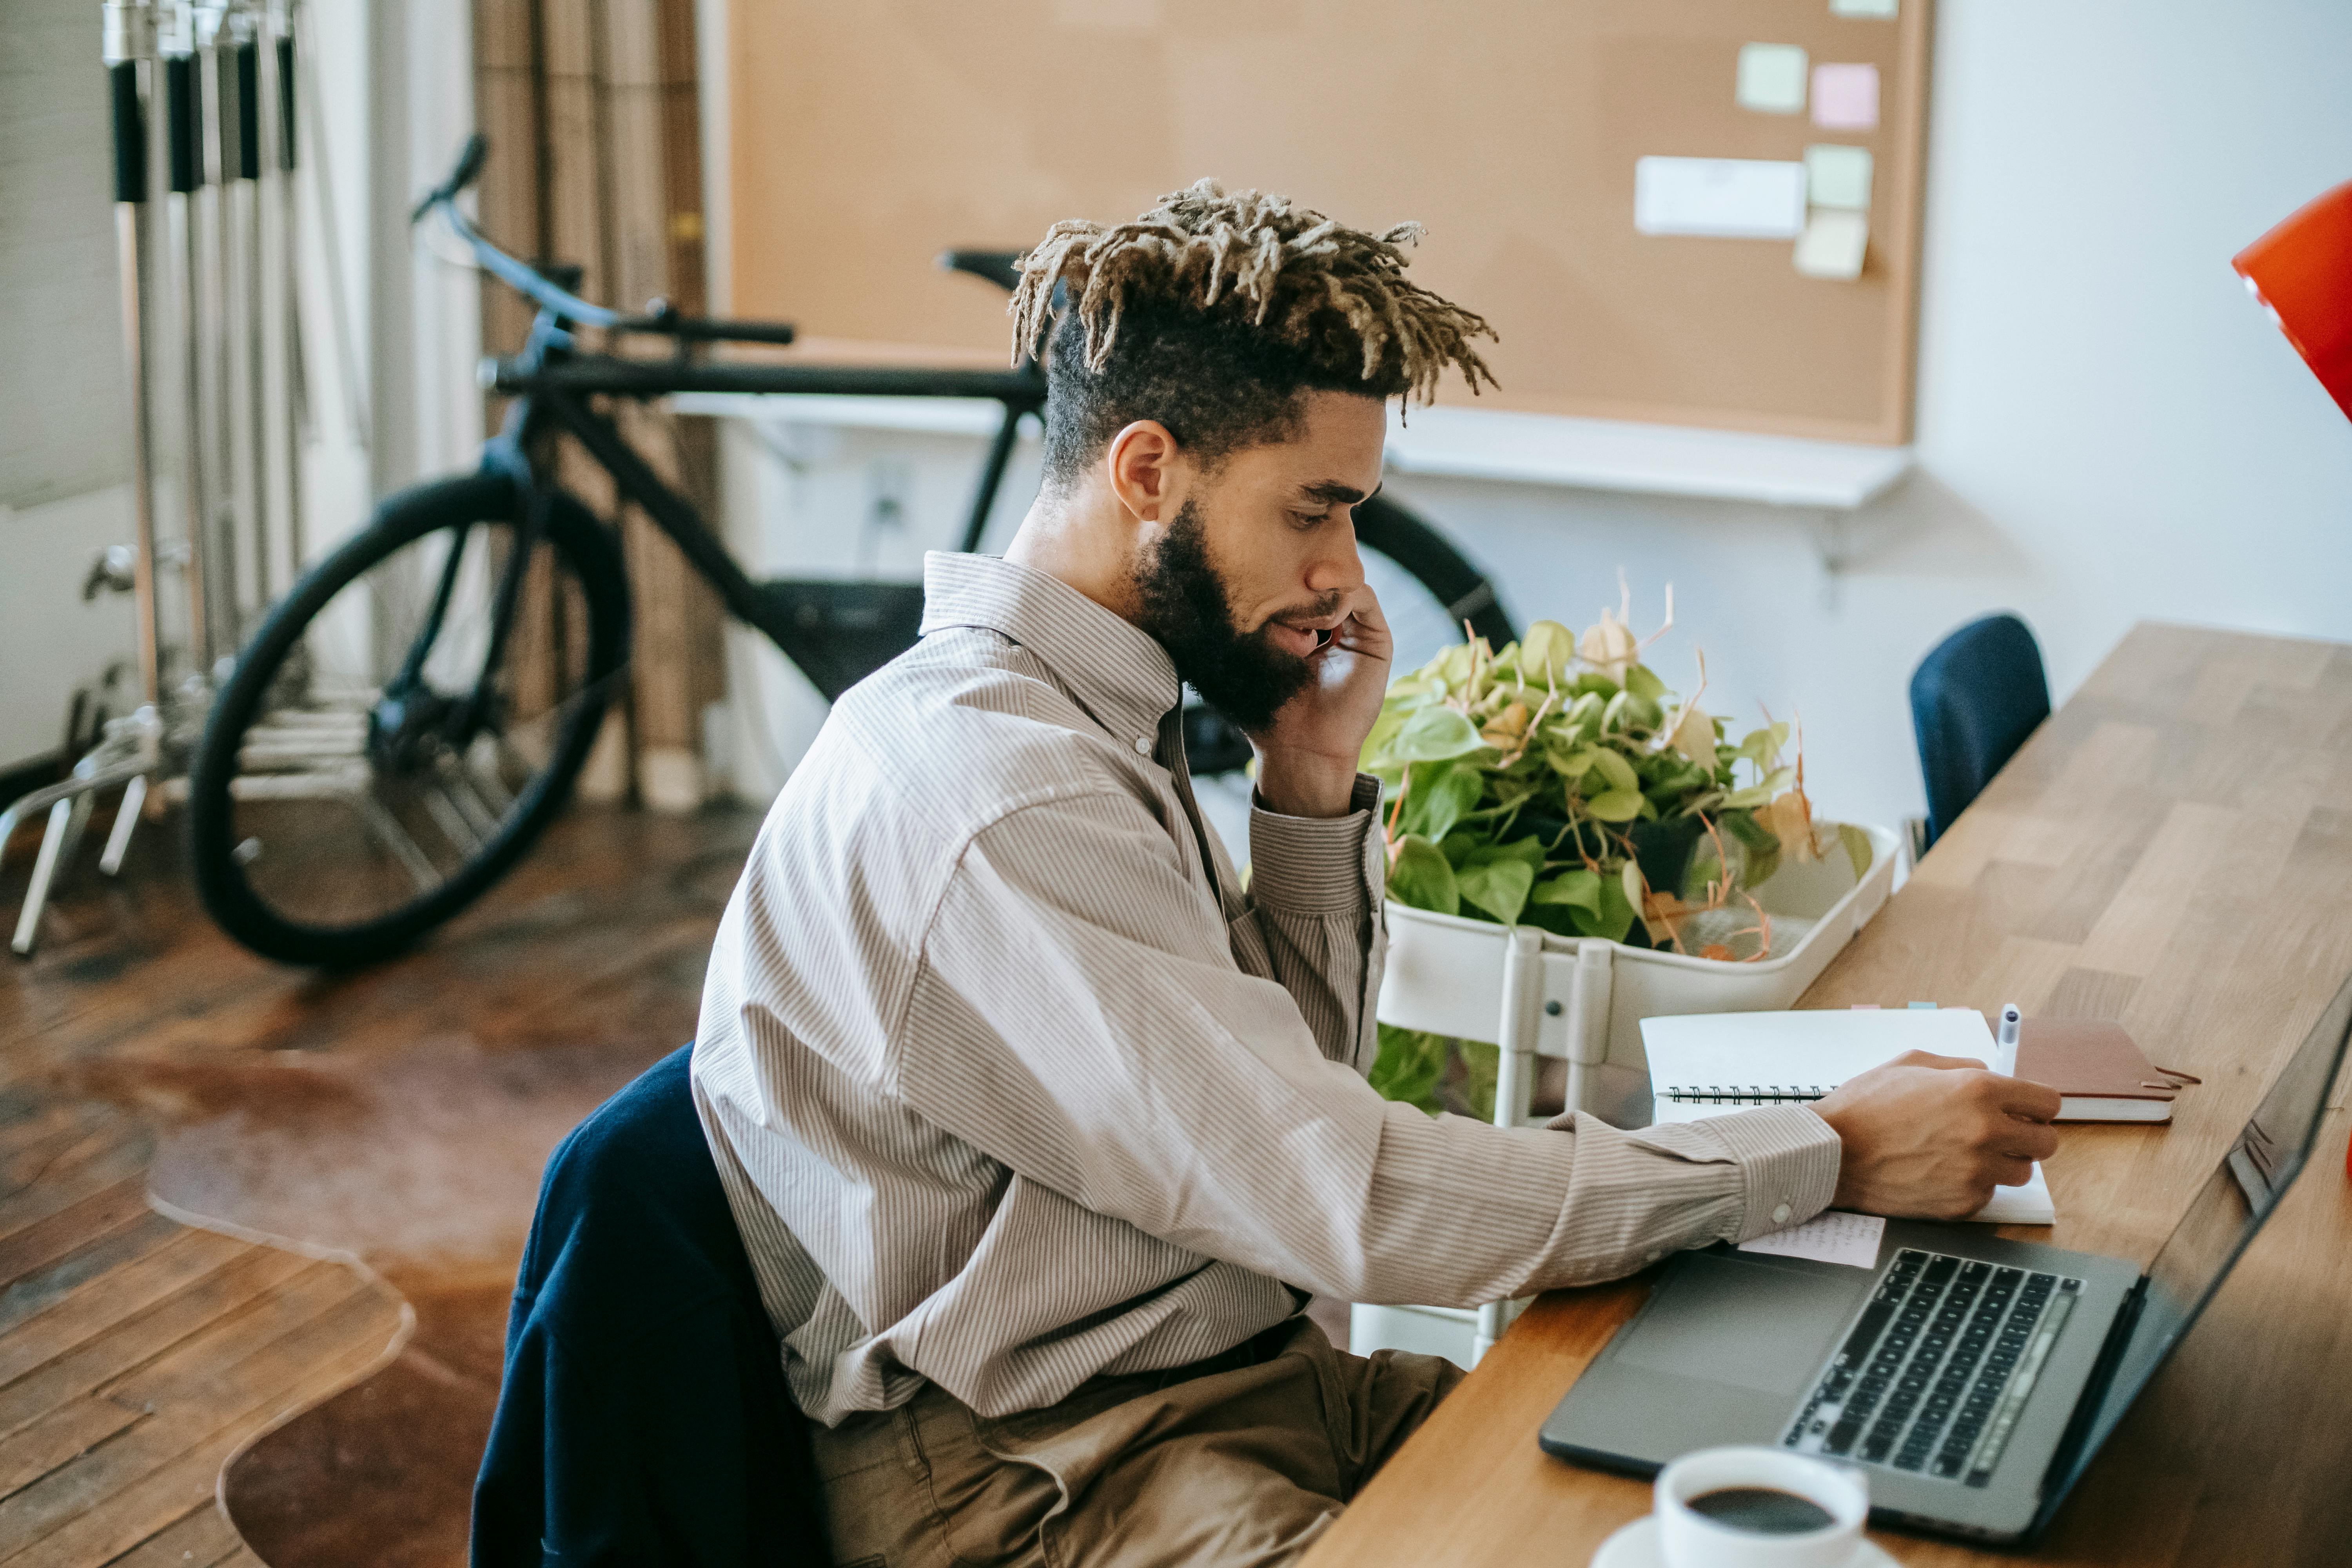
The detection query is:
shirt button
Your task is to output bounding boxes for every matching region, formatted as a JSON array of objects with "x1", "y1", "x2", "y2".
[
  {"x1": 1646, "y1": 1250, "x2": 1662, "y2": 1263},
  {"x1": 1771, "y1": 1203, "x2": 1793, "y2": 1225},
  {"x1": 1134, "y1": 736, "x2": 1153, "y2": 755}
]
